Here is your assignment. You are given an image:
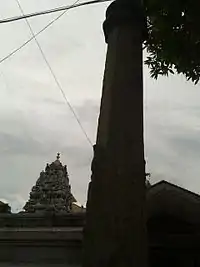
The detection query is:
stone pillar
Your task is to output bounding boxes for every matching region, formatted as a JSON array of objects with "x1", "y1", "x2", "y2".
[{"x1": 83, "y1": 1, "x2": 147, "y2": 267}]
